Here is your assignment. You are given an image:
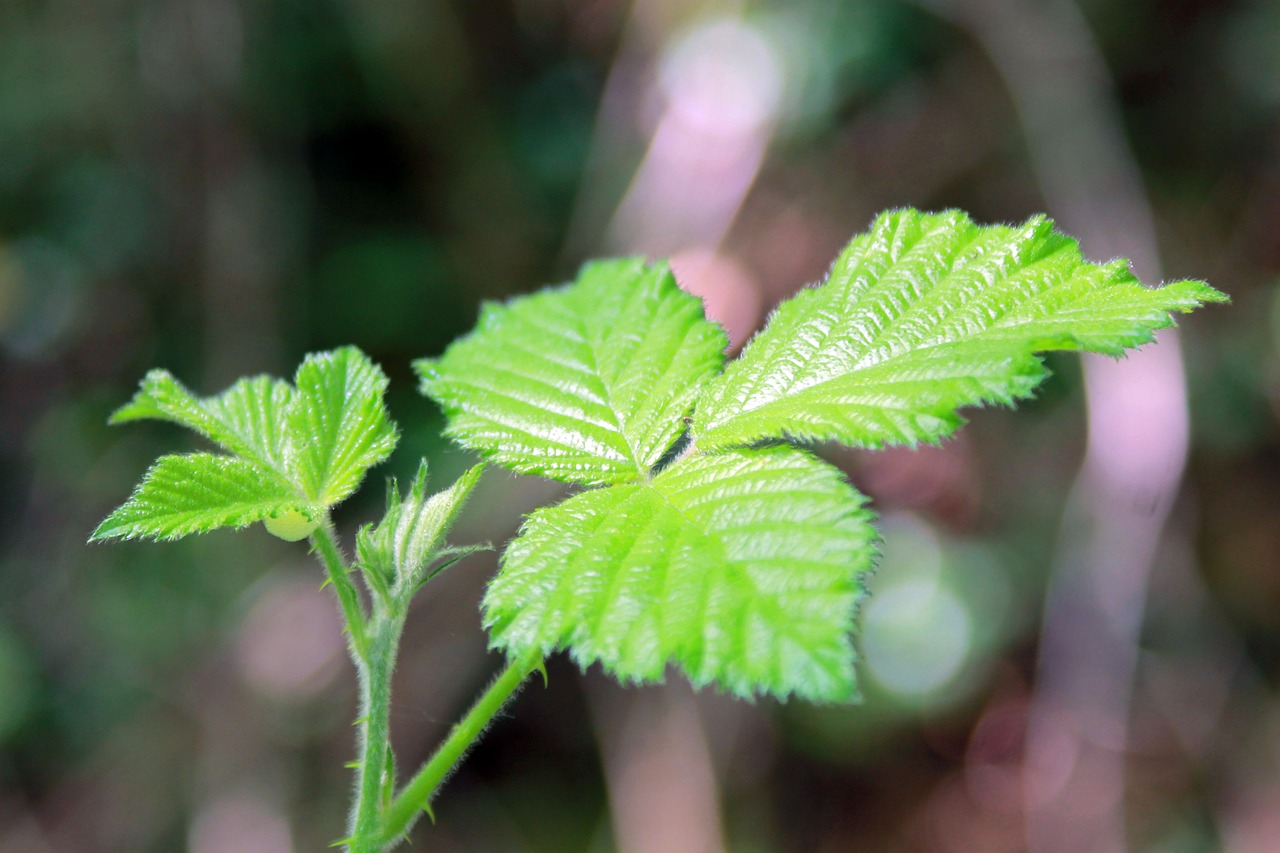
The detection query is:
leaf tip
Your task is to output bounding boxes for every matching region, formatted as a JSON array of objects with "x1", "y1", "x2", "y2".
[
  {"x1": 457, "y1": 461, "x2": 486, "y2": 492},
  {"x1": 87, "y1": 519, "x2": 120, "y2": 544},
  {"x1": 107, "y1": 369, "x2": 175, "y2": 424},
  {"x1": 412, "y1": 357, "x2": 442, "y2": 394},
  {"x1": 410, "y1": 459, "x2": 430, "y2": 499},
  {"x1": 1171, "y1": 278, "x2": 1230, "y2": 307}
]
